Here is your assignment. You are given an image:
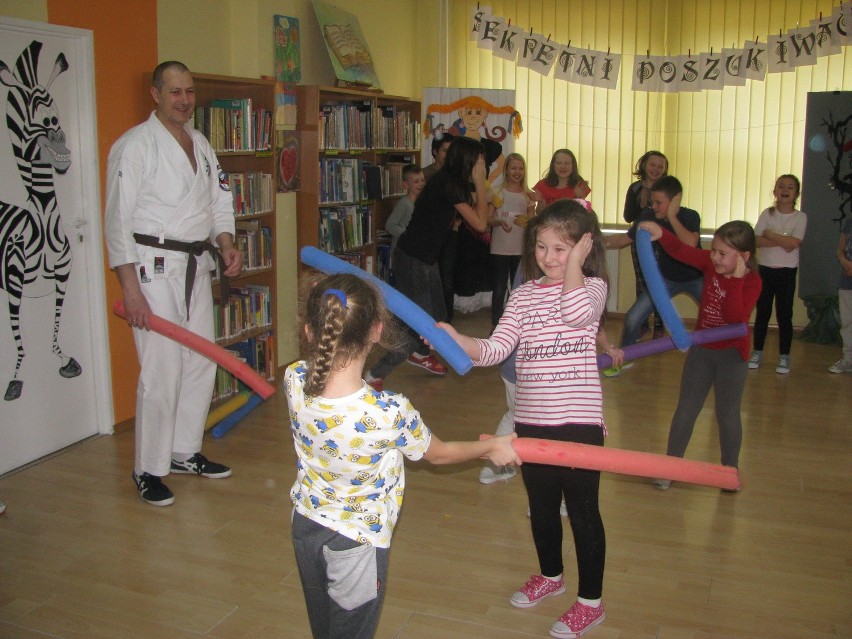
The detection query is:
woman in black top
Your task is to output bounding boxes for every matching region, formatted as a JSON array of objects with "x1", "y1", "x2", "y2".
[{"x1": 365, "y1": 137, "x2": 490, "y2": 389}]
